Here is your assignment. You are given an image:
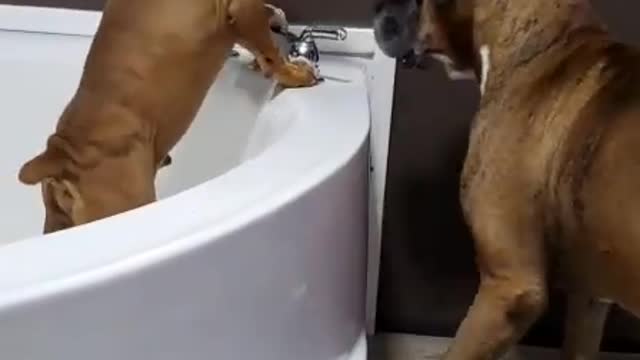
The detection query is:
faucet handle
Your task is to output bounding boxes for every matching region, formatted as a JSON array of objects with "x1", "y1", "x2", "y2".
[
  {"x1": 278, "y1": 26, "x2": 348, "y2": 64},
  {"x1": 299, "y1": 26, "x2": 348, "y2": 42}
]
